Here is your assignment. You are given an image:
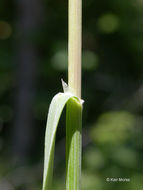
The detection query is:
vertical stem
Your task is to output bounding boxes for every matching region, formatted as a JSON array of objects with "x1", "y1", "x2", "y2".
[
  {"x1": 66, "y1": 0, "x2": 82, "y2": 190},
  {"x1": 68, "y1": 0, "x2": 82, "y2": 97}
]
